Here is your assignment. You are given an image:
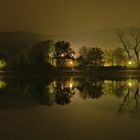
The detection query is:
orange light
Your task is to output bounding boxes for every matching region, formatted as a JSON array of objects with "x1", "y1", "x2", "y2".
[{"x1": 69, "y1": 61, "x2": 73, "y2": 65}]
